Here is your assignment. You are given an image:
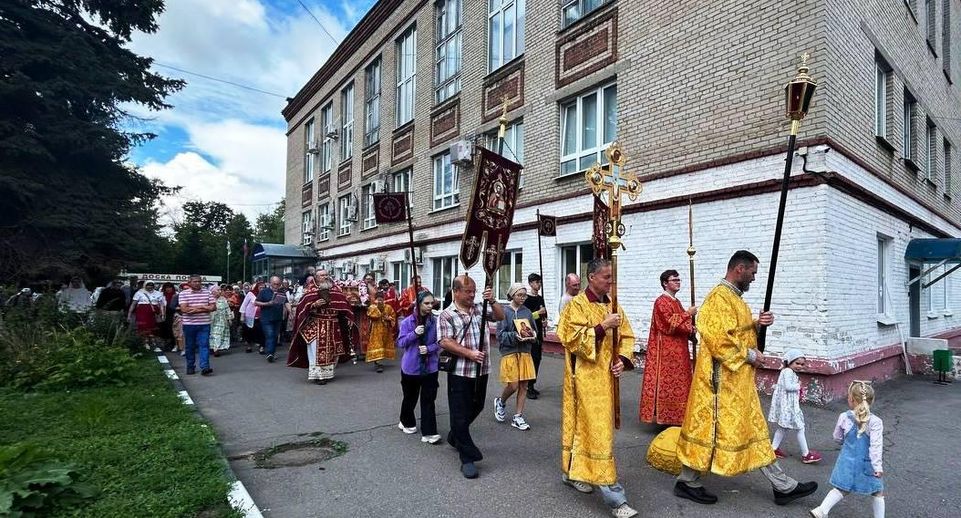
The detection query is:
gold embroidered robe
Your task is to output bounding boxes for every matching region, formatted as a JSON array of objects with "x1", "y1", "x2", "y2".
[
  {"x1": 365, "y1": 304, "x2": 396, "y2": 362},
  {"x1": 676, "y1": 283, "x2": 775, "y2": 476},
  {"x1": 556, "y1": 290, "x2": 635, "y2": 486}
]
